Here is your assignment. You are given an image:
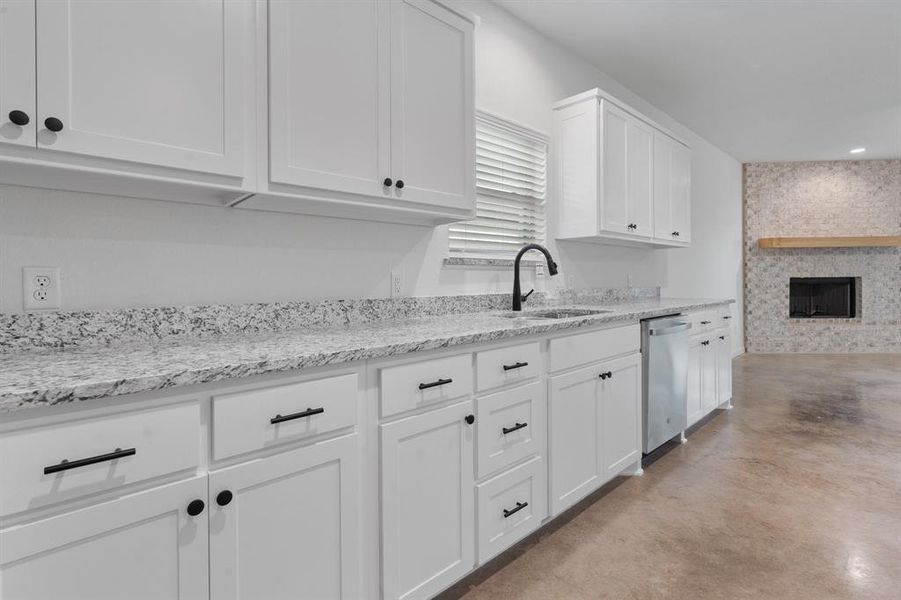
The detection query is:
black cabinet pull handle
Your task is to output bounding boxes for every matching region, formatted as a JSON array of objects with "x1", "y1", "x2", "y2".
[
  {"x1": 465, "y1": 414, "x2": 475, "y2": 425},
  {"x1": 419, "y1": 377, "x2": 452, "y2": 390},
  {"x1": 719, "y1": 336, "x2": 725, "y2": 341},
  {"x1": 672, "y1": 231, "x2": 680, "y2": 237},
  {"x1": 383, "y1": 177, "x2": 392, "y2": 187},
  {"x1": 270, "y1": 407, "x2": 325, "y2": 424},
  {"x1": 598, "y1": 370, "x2": 613, "y2": 380},
  {"x1": 503, "y1": 501, "x2": 529, "y2": 518},
  {"x1": 502, "y1": 422, "x2": 528, "y2": 435},
  {"x1": 599, "y1": 372, "x2": 607, "y2": 379},
  {"x1": 700, "y1": 320, "x2": 711, "y2": 325},
  {"x1": 723, "y1": 316, "x2": 732, "y2": 320},
  {"x1": 43, "y1": 447, "x2": 136, "y2": 475},
  {"x1": 701, "y1": 340, "x2": 710, "y2": 346},
  {"x1": 187, "y1": 499, "x2": 205, "y2": 516},
  {"x1": 395, "y1": 179, "x2": 404, "y2": 189},
  {"x1": 8, "y1": 110, "x2": 29, "y2": 126},
  {"x1": 216, "y1": 490, "x2": 233, "y2": 507},
  {"x1": 44, "y1": 117, "x2": 64, "y2": 132},
  {"x1": 503, "y1": 361, "x2": 529, "y2": 371}
]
